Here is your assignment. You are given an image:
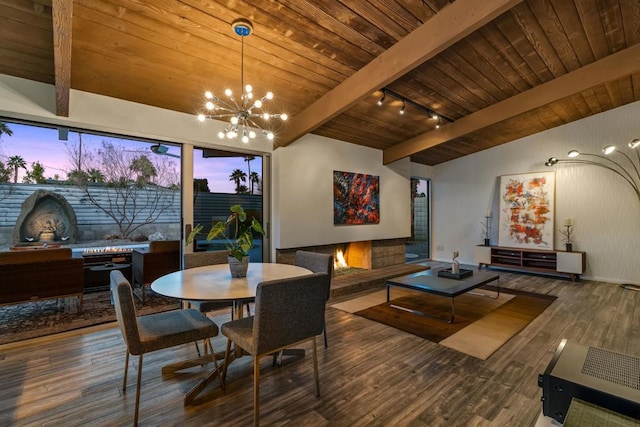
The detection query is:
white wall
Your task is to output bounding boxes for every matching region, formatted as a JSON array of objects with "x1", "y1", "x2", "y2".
[
  {"x1": 272, "y1": 134, "x2": 412, "y2": 250},
  {"x1": 432, "y1": 100, "x2": 640, "y2": 284}
]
